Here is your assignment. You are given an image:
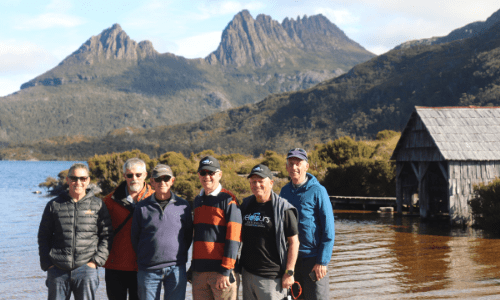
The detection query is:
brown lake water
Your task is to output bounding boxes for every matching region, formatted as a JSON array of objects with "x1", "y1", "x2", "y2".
[{"x1": 2, "y1": 161, "x2": 500, "y2": 299}]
